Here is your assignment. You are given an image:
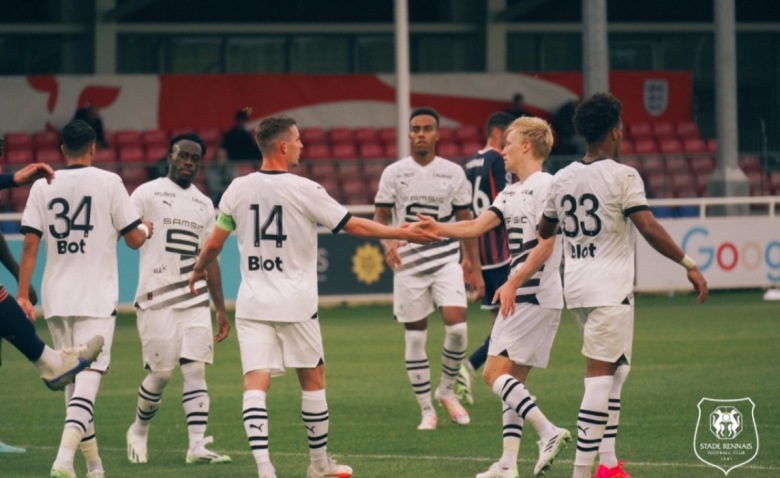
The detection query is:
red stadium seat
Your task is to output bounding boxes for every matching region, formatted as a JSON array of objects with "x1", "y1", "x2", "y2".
[
  {"x1": 738, "y1": 156, "x2": 762, "y2": 174},
  {"x1": 354, "y1": 128, "x2": 378, "y2": 144},
  {"x1": 142, "y1": 129, "x2": 168, "y2": 147},
  {"x1": 652, "y1": 122, "x2": 676, "y2": 139},
  {"x1": 235, "y1": 164, "x2": 256, "y2": 176},
  {"x1": 302, "y1": 143, "x2": 331, "y2": 160},
  {"x1": 310, "y1": 162, "x2": 338, "y2": 179},
  {"x1": 671, "y1": 172, "x2": 696, "y2": 192},
  {"x1": 706, "y1": 139, "x2": 717, "y2": 153},
  {"x1": 35, "y1": 149, "x2": 62, "y2": 163},
  {"x1": 437, "y1": 142, "x2": 461, "y2": 158},
  {"x1": 367, "y1": 178, "x2": 381, "y2": 199},
  {"x1": 328, "y1": 128, "x2": 353, "y2": 143},
  {"x1": 460, "y1": 141, "x2": 482, "y2": 158},
  {"x1": 145, "y1": 146, "x2": 169, "y2": 162},
  {"x1": 93, "y1": 148, "x2": 117, "y2": 163},
  {"x1": 115, "y1": 130, "x2": 142, "y2": 147},
  {"x1": 33, "y1": 131, "x2": 60, "y2": 150},
  {"x1": 124, "y1": 181, "x2": 144, "y2": 196},
  {"x1": 332, "y1": 143, "x2": 357, "y2": 160},
  {"x1": 169, "y1": 128, "x2": 194, "y2": 138},
  {"x1": 4, "y1": 132, "x2": 32, "y2": 151},
  {"x1": 659, "y1": 138, "x2": 683, "y2": 155},
  {"x1": 103, "y1": 131, "x2": 115, "y2": 148},
  {"x1": 683, "y1": 138, "x2": 707, "y2": 154},
  {"x1": 642, "y1": 156, "x2": 665, "y2": 175},
  {"x1": 666, "y1": 156, "x2": 690, "y2": 174},
  {"x1": 379, "y1": 128, "x2": 396, "y2": 144},
  {"x1": 119, "y1": 146, "x2": 145, "y2": 162},
  {"x1": 301, "y1": 128, "x2": 327, "y2": 144},
  {"x1": 198, "y1": 128, "x2": 222, "y2": 147},
  {"x1": 455, "y1": 125, "x2": 480, "y2": 142},
  {"x1": 628, "y1": 123, "x2": 652, "y2": 139},
  {"x1": 676, "y1": 121, "x2": 701, "y2": 139},
  {"x1": 769, "y1": 172, "x2": 780, "y2": 190},
  {"x1": 359, "y1": 142, "x2": 385, "y2": 159},
  {"x1": 620, "y1": 140, "x2": 634, "y2": 155},
  {"x1": 341, "y1": 180, "x2": 366, "y2": 197},
  {"x1": 695, "y1": 172, "x2": 709, "y2": 195},
  {"x1": 363, "y1": 160, "x2": 387, "y2": 179},
  {"x1": 121, "y1": 166, "x2": 150, "y2": 183},
  {"x1": 633, "y1": 139, "x2": 658, "y2": 155},
  {"x1": 618, "y1": 156, "x2": 642, "y2": 174},
  {"x1": 318, "y1": 178, "x2": 341, "y2": 201},
  {"x1": 746, "y1": 172, "x2": 765, "y2": 190},
  {"x1": 384, "y1": 142, "x2": 397, "y2": 159},
  {"x1": 11, "y1": 186, "x2": 31, "y2": 212},
  {"x1": 6, "y1": 149, "x2": 33, "y2": 164},
  {"x1": 690, "y1": 156, "x2": 715, "y2": 174},
  {"x1": 339, "y1": 161, "x2": 361, "y2": 176},
  {"x1": 438, "y1": 127, "x2": 455, "y2": 142}
]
